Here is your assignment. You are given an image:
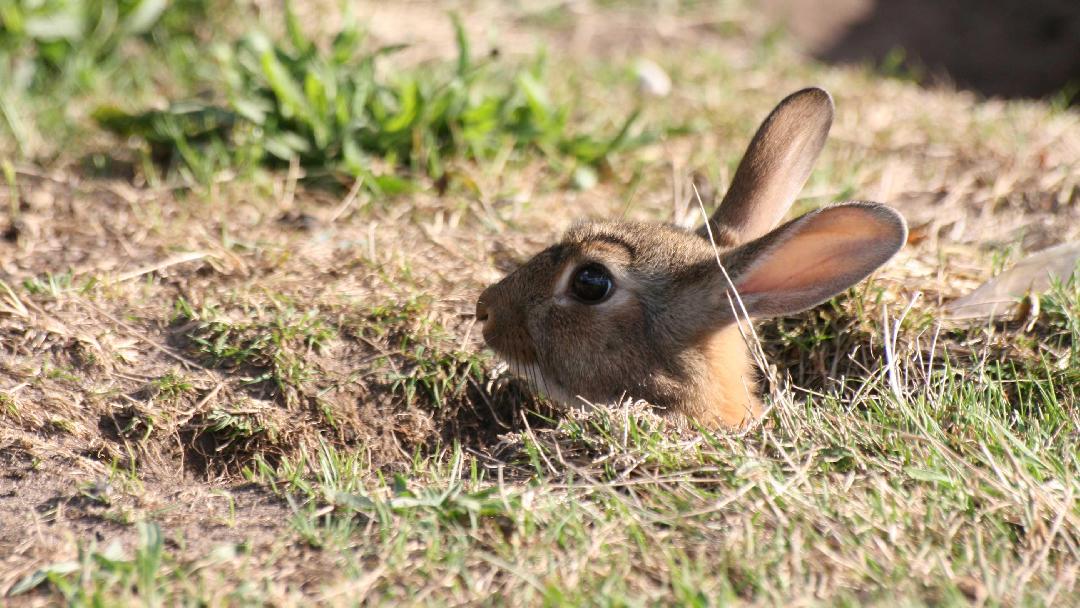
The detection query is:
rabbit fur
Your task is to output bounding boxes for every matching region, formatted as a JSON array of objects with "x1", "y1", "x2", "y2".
[{"x1": 476, "y1": 87, "x2": 907, "y2": 428}]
